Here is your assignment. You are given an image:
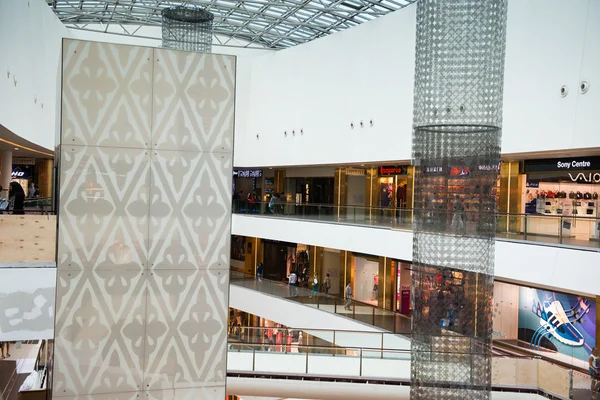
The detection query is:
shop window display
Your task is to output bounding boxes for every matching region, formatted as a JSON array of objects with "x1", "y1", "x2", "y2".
[
  {"x1": 522, "y1": 158, "x2": 600, "y2": 241},
  {"x1": 353, "y1": 256, "x2": 379, "y2": 306}
]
